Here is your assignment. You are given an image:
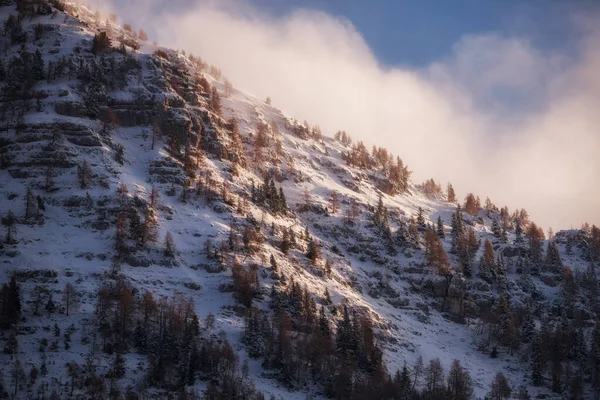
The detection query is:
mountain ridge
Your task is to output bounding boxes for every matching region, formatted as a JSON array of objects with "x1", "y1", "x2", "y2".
[{"x1": 0, "y1": 1, "x2": 599, "y2": 399}]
